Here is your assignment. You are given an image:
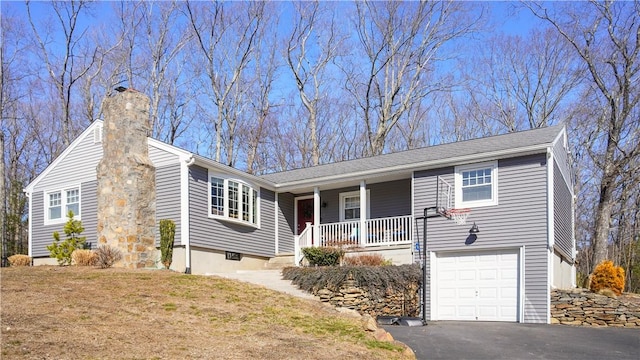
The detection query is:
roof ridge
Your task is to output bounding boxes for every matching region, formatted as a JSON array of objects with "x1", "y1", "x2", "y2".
[{"x1": 261, "y1": 125, "x2": 564, "y2": 177}]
